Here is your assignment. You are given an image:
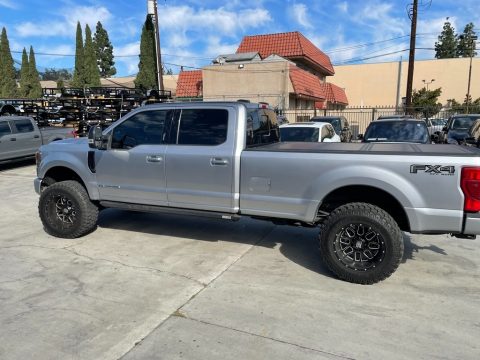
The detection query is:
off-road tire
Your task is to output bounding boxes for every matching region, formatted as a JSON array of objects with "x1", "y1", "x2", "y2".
[
  {"x1": 319, "y1": 202, "x2": 404, "y2": 284},
  {"x1": 39, "y1": 180, "x2": 98, "y2": 238}
]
